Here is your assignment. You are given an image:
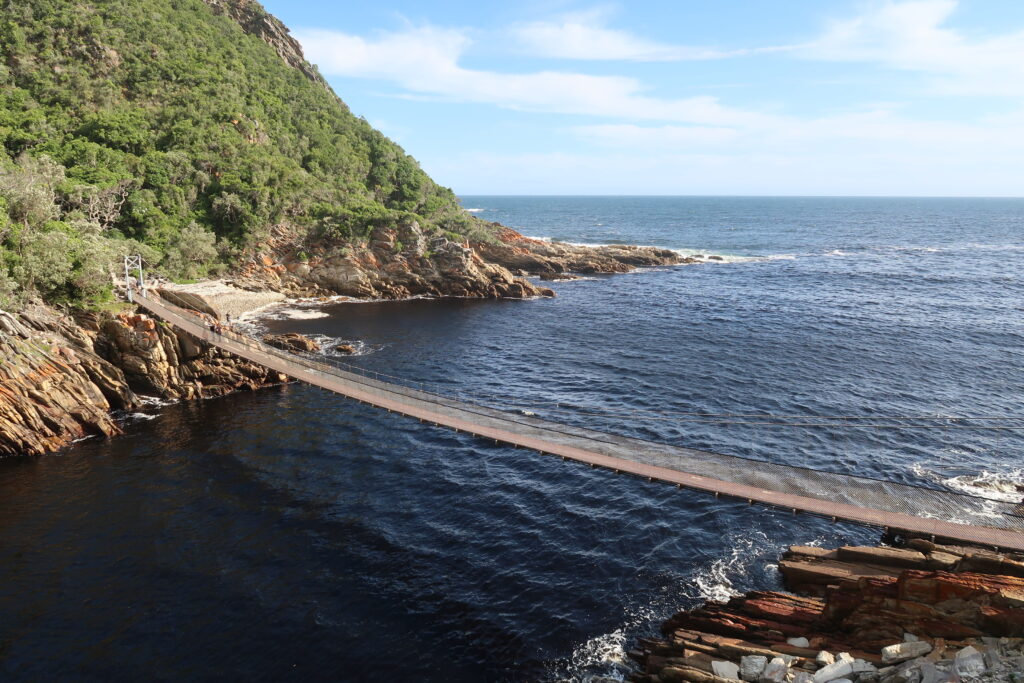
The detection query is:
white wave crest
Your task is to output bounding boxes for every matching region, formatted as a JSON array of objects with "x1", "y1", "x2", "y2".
[
  {"x1": 689, "y1": 533, "x2": 764, "y2": 602},
  {"x1": 307, "y1": 335, "x2": 378, "y2": 357},
  {"x1": 564, "y1": 626, "x2": 631, "y2": 682},
  {"x1": 138, "y1": 395, "x2": 178, "y2": 407},
  {"x1": 561, "y1": 530, "x2": 779, "y2": 682},
  {"x1": 945, "y1": 469, "x2": 1024, "y2": 504},
  {"x1": 465, "y1": 208, "x2": 485, "y2": 213},
  {"x1": 912, "y1": 463, "x2": 1024, "y2": 504},
  {"x1": 522, "y1": 236, "x2": 790, "y2": 265},
  {"x1": 264, "y1": 307, "x2": 331, "y2": 320},
  {"x1": 128, "y1": 412, "x2": 157, "y2": 421}
]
